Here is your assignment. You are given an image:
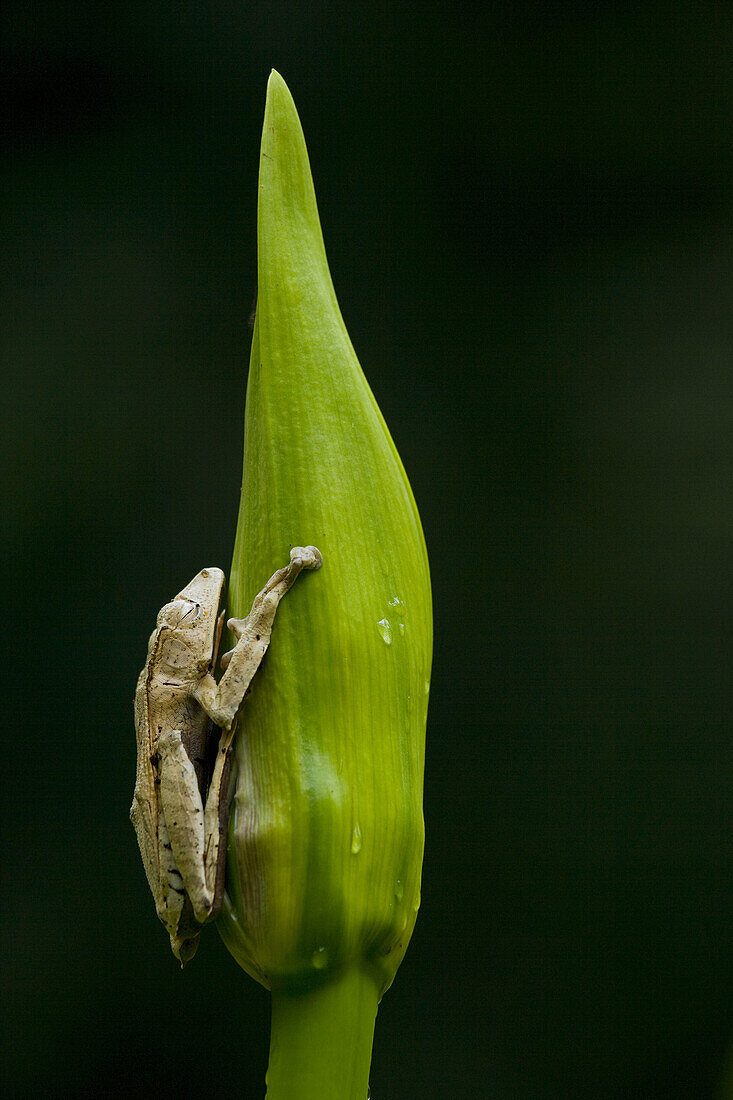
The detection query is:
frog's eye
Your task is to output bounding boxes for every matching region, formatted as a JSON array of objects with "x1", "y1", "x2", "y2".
[{"x1": 157, "y1": 636, "x2": 196, "y2": 672}]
